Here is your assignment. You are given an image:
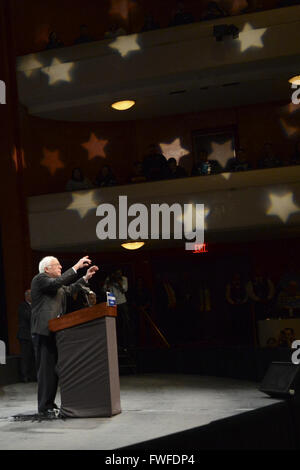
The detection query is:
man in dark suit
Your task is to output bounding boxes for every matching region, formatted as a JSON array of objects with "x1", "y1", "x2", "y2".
[
  {"x1": 17, "y1": 290, "x2": 36, "y2": 382},
  {"x1": 31, "y1": 255, "x2": 98, "y2": 415}
]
